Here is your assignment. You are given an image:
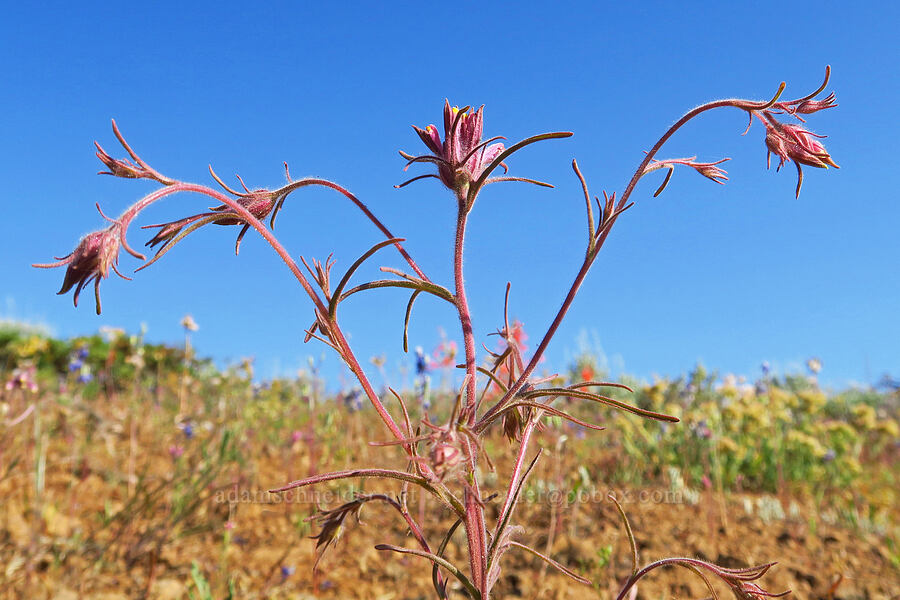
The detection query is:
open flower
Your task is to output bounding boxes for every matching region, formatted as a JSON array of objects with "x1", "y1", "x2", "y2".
[
  {"x1": 33, "y1": 225, "x2": 130, "y2": 314},
  {"x1": 398, "y1": 100, "x2": 569, "y2": 207},
  {"x1": 407, "y1": 100, "x2": 506, "y2": 195}
]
